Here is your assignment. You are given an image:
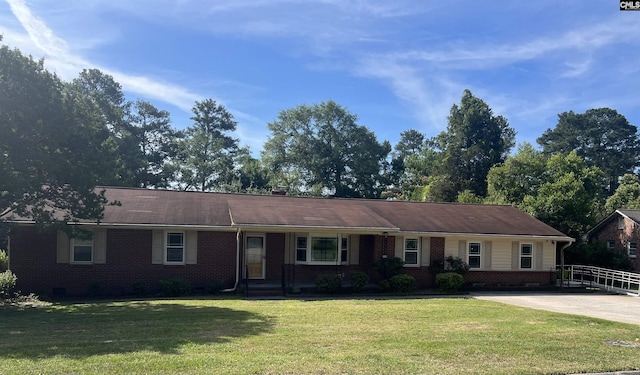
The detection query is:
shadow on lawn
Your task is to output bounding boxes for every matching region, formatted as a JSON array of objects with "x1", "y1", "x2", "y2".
[{"x1": 0, "y1": 299, "x2": 274, "y2": 358}]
